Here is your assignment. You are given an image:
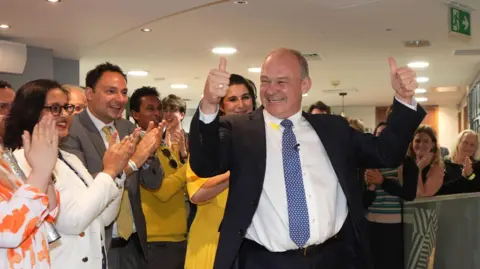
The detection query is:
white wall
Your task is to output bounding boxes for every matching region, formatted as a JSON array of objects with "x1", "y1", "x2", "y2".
[
  {"x1": 438, "y1": 105, "x2": 459, "y2": 150},
  {"x1": 330, "y1": 106, "x2": 376, "y2": 133}
]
